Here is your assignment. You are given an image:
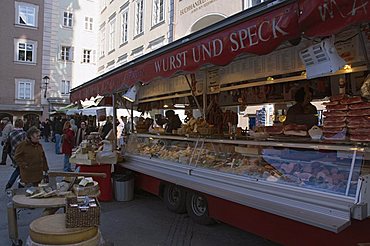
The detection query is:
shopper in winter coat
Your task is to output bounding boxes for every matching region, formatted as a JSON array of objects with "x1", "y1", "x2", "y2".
[
  {"x1": 5, "y1": 119, "x2": 27, "y2": 189},
  {"x1": 62, "y1": 121, "x2": 74, "y2": 172},
  {"x1": 1, "y1": 117, "x2": 14, "y2": 165},
  {"x1": 14, "y1": 126, "x2": 49, "y2": 186}
]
